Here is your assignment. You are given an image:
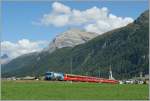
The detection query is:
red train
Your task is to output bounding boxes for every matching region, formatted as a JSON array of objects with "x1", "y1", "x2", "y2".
[
  {"x1": 64, "y1": 74, "x2": 119, "y2": 84},
  {"x1": 45, "y1": 72, "x2": 119, "y2": 84}
]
